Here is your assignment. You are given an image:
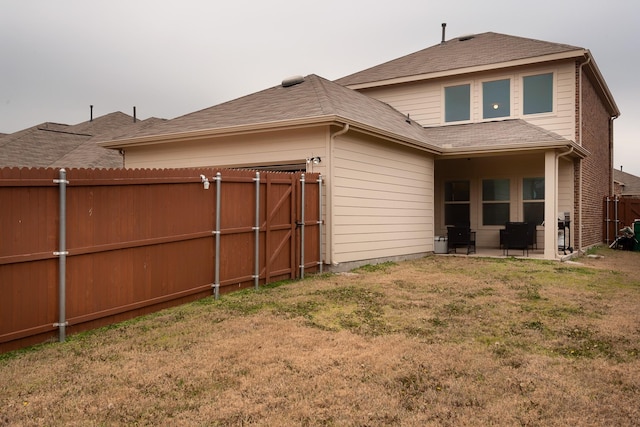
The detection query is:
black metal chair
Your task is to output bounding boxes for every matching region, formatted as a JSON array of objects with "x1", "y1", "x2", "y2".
[
  {"x1": 503, "y1": 222, "x2": 529, "y2": 256},
  {"x1": 447, "y1": 226, "x2": 476, "y2": 254}
]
